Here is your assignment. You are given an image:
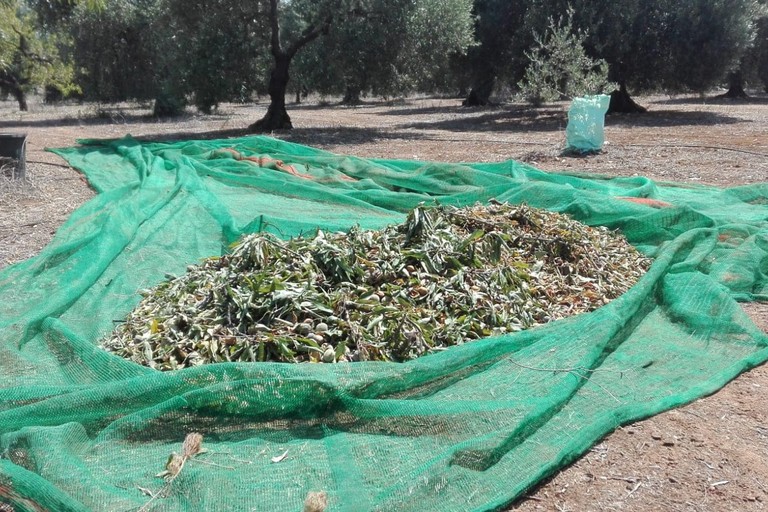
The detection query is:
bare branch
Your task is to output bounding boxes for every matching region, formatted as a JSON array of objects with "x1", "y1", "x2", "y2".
[
  {"x1": 285, "y1": 16, "x2": 332, "y2": 59},
  {"x1": 9, "y1": 27, "x2": 54, "y2": 65},
  {"x1": 268, "y1": 0, "x2": 283, "y2": 58}
]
